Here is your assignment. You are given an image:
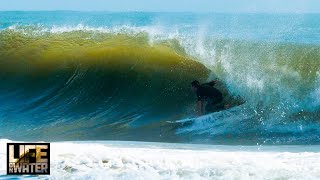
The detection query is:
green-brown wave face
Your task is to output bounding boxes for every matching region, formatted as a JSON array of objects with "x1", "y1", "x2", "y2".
[{"x1": 0, "y1": 29, "x2": 210, "y2": 140}]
